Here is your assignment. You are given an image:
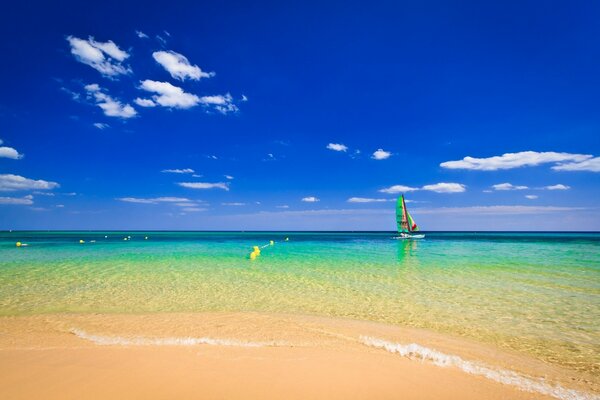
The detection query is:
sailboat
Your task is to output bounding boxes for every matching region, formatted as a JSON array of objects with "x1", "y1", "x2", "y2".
[{"x1": 394, "y1": 195, "x2": 425, "y2": 239}]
